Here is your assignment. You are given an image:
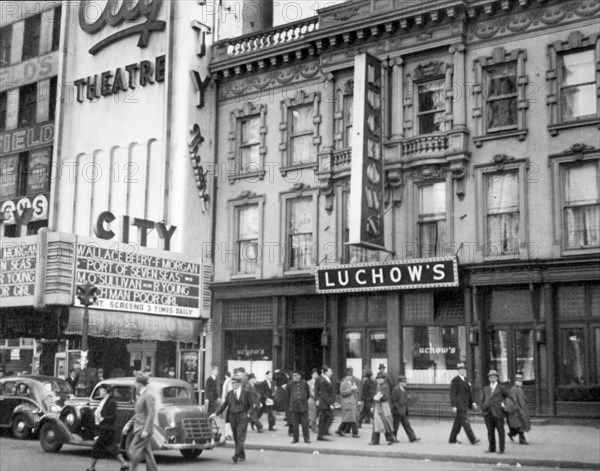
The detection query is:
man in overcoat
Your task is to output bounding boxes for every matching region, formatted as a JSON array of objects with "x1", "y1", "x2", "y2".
[
  {"x1": 481, "y1": 369, "x2": 509, "y2": 454},
  {"x1": 210, "y1": 373, "x2": 254, "y2": 464},
  {"x1": 316, "y1": 366, "x2": 335, "y2": 441},
  {"x1": 286, "y1": 370, "x2": 311, "y2": 444},
  {"x1": 204, "y1": 366, "x2": 219, "y2": 414},
  {"x1": 506, "y1": 372, "x2": 531, "y2": 445},
  {"x1": 258, "y1": 370, "x2": 276, "y2": 431},
  {"x1": 390, "y1": 375, "x2": 420, "y2": 442},
  {"x1": 448, "y1": 362, "x2": 480, "y2": 445},
  {"x1": 358, "y1": 368, "x2": 376, "y2": 427},
  {"x1": 336, "y1": 368, "x2": 359, "y2": 437}
]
